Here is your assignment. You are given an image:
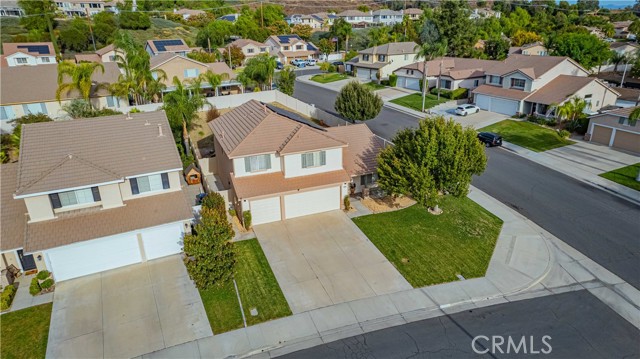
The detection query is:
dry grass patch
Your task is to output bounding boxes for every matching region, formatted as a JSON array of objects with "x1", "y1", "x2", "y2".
[{"x1": 361, "y1": 196, "x2": 416, "y2": 213}]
